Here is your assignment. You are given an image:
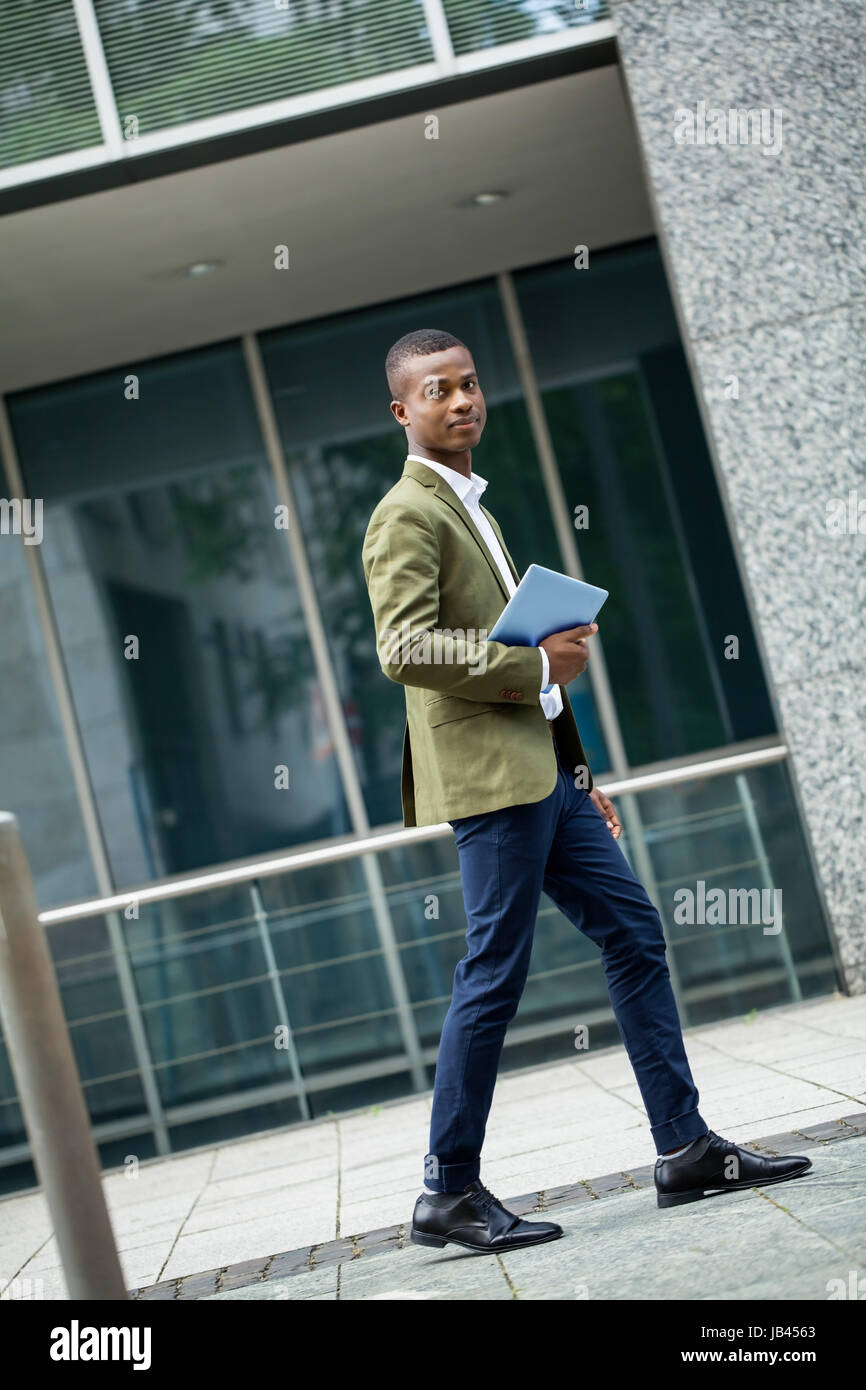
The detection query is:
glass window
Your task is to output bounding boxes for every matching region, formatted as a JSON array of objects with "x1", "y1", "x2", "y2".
[
  {"x1": 96, "y1": 0, "x2": 434, "y2": 133},
  {"x1": 630, "y1": 761, "x2": 837, "y2": 1024},
  {"x1": 515, "y1": 245, "x2": 776, "y2": 767},
  {"x1": 443, "y1": 0, "x2": 609, "y2": 55},
  {"x1": 259, "y1": 282, "x2": 610, "y2": 827},
  {"x1": 8, "y1": 342, "x2": 350, "y2": 886},
  {"x1": 0, "y1": 510, "x2": 98, "y2": 907}
]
